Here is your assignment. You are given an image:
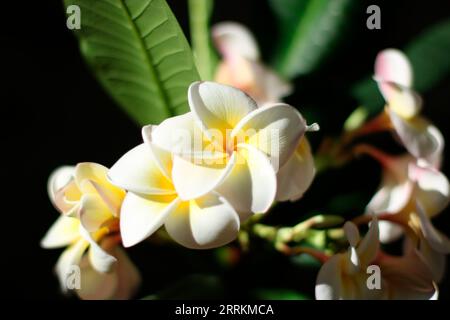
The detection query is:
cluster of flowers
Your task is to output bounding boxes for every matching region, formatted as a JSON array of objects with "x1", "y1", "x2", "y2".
[
  {"x1": 41, "y1": 23, "x2": 317, "y2": 299},
  {"x1": 316, "y1": 49, "x2": 450, "y2": 299},
  {"x1": 42, "y1": 22, "x2": 449, "y2": 300}
]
